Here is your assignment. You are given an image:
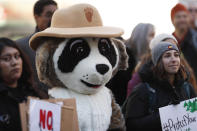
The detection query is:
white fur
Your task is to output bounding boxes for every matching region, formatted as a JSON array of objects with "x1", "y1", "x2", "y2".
[
  {"x1": 53, "y1": 38, "x2": 119, "y2": 95},
  {"x1": 49, "y1": 86, "x2": 112, "y2": 131},
  {"x1": 51, "y1": 38, "x2": 120, "y2": 130}
]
